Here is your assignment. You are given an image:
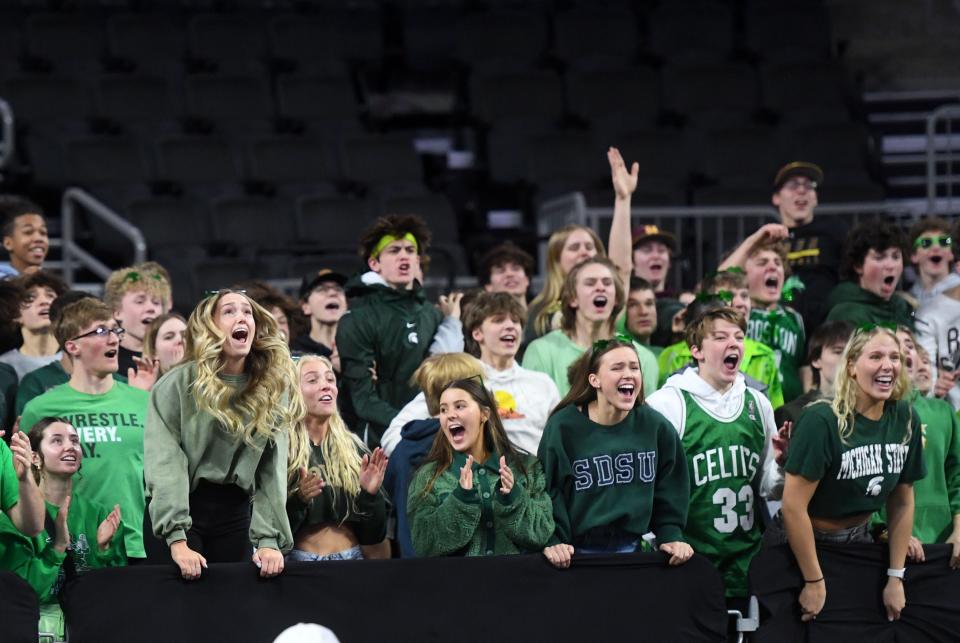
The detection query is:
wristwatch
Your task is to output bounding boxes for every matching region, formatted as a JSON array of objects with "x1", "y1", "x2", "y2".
[{"x1": 886, "y1": 567, "x2": 906, "y2": 579}]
